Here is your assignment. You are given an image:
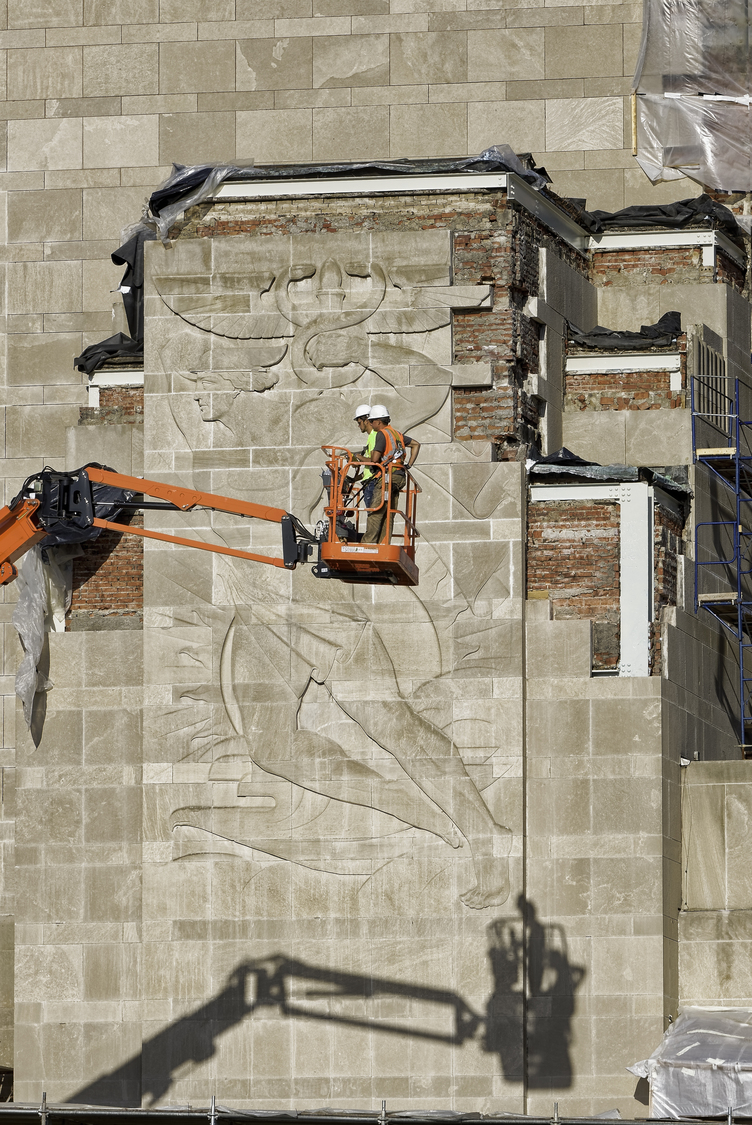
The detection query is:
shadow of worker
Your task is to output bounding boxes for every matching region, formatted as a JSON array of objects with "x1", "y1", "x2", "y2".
[{"x1": 483, "y1": 894, "x2": 585, "y2": 1089}]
